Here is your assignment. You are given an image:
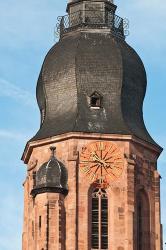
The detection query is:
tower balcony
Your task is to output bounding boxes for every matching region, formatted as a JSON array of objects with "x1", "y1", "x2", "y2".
[{"x1": 57, "y1": 10, "x2": 129, "y2": 39}]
